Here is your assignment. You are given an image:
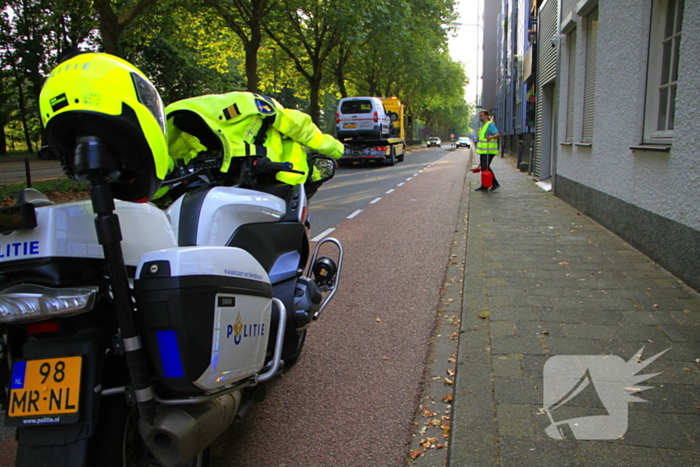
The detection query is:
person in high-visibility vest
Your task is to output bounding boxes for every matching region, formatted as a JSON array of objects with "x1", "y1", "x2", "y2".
[
  {"x1": 475, "y1": 110, "x2": 501, "y2": 191},
  {"x1": 164, "y1": 92, "x2": 344, "y2": 186}
]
